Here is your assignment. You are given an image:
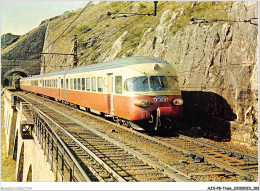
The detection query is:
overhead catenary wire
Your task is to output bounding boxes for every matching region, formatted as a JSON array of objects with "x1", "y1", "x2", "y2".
[
  {"x1": 190, "y1": 17, "x2": 258, "y2": 26},
  {"x1": 28, "y1": 3, "x2": 90, "y2": 72},
  {"x1": 43, "y1": 4, "x2": 88, "y2": 52},
  {"x1": 73, "y1": 1, "x2": 139, "y2": 40},
  {"x1": 98, "y1": 1, "x2": 167, "y2": 44}
]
